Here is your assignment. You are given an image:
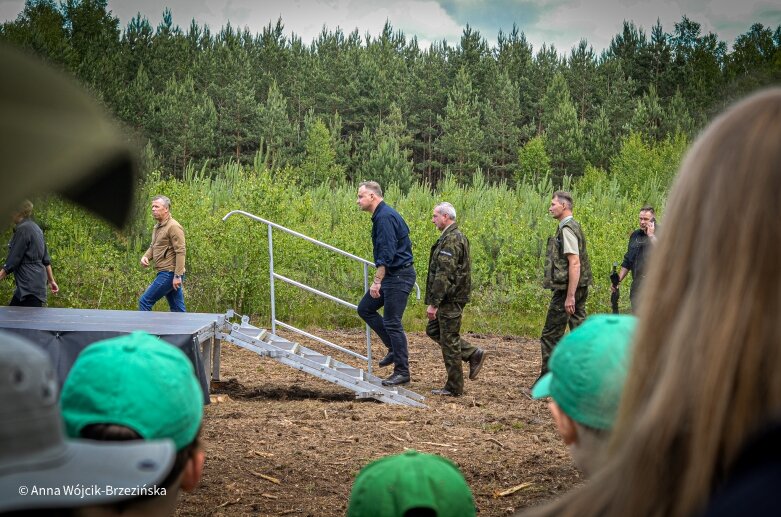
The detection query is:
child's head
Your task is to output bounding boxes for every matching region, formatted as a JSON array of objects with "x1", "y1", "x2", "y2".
[
  {"x1": 348, "y1": 449, "x2": 475, "y2": 517},
  {"x1": 61, "y1": 331, "x2": 206, "y2": 512},
  {"x1": 532, "y1": 314, "x2": 637, "y2": 475}
]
